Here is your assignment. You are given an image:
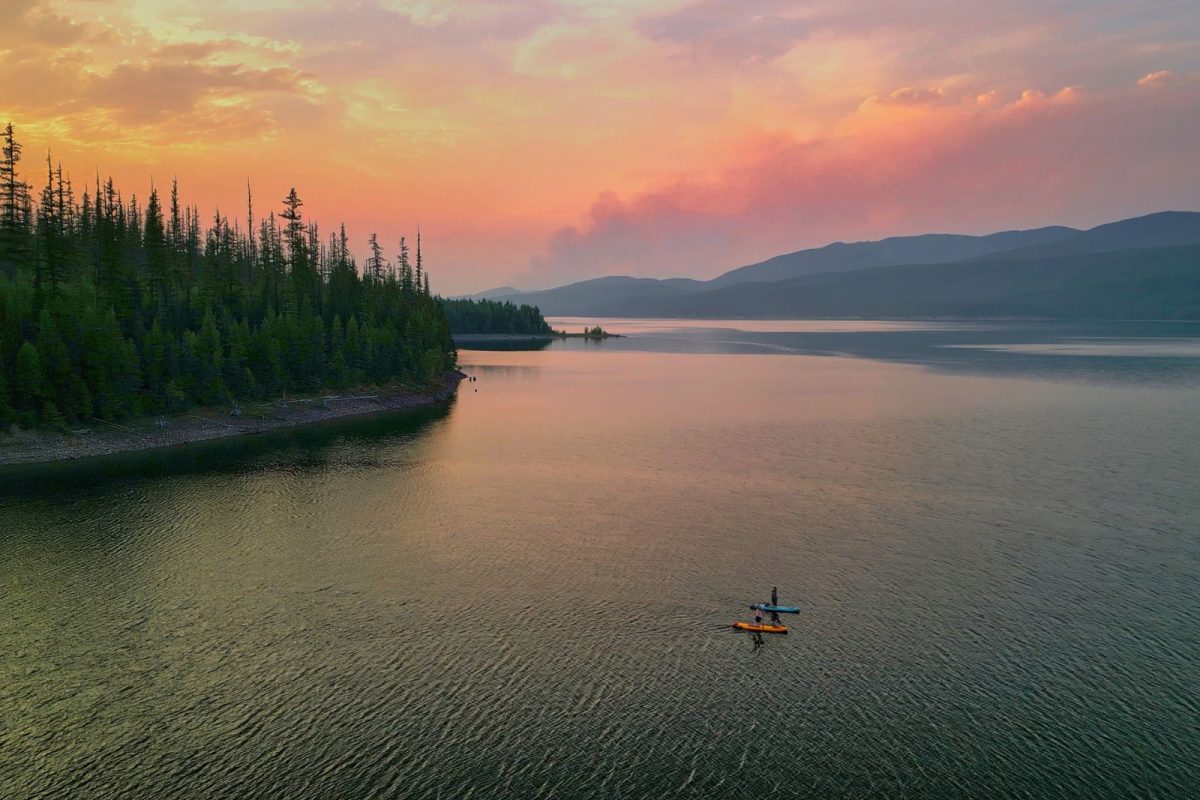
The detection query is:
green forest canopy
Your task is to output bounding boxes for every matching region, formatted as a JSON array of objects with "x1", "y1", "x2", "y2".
[
  {"x1": 441, "y1": 298, "x2": 552, "y2": 335},
  {"x1": 0, "y1": 122, "x2": 469, "y2": 429}
]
